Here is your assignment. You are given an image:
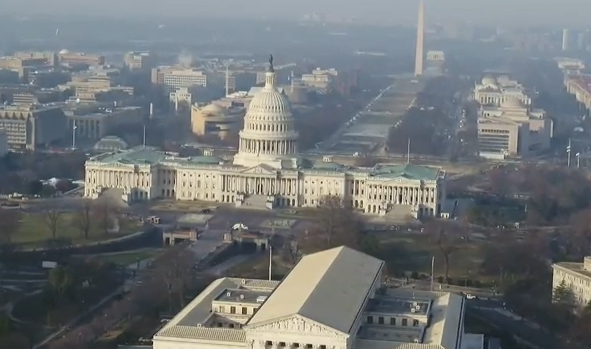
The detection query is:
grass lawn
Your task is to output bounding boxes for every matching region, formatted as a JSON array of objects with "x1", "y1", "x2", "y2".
[
  {"x1": 226, "y1": 255, "x2": 291, "y2": 280},
  {"x1": 15, "y1": 212, "x2": 141, "y2": 249},
  {"x1": 371, "y1": 232, "x2": 486, "y2": 279},
  {"x1": 91, "y1": 249, "x2": 162, "y2": 266}
]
